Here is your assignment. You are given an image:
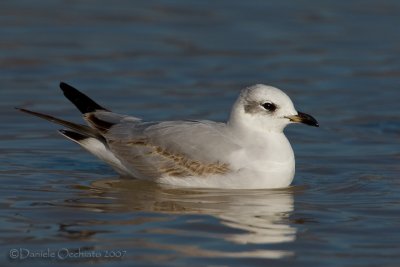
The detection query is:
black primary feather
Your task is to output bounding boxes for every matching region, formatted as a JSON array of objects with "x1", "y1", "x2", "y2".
[
  {"x1": 16, "y1": 108, "x2": 103, "y2": 141},
  {"x1": 59, "y1": 129, "x2": 89, "y2": 142},
  {"x1": 85, "y1": 113, "x2": 116, "y2": 133},
  {"x1": 59, "y1": 82, "x2": 109, "y2": 114}
]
